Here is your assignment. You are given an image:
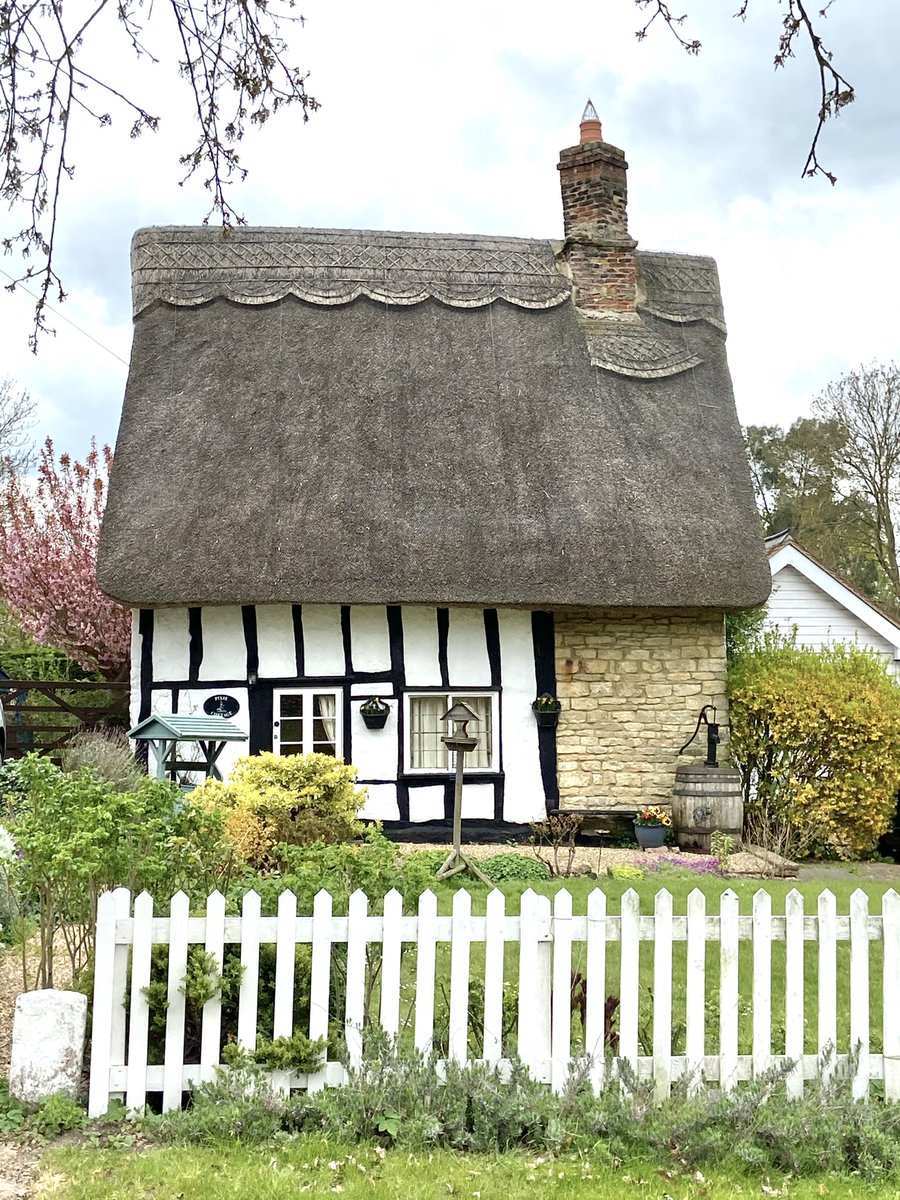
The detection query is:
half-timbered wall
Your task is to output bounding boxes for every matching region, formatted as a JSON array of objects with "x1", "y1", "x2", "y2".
[{"x1": 132, "y1": 604, "x2": 555, "y2": 826}]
